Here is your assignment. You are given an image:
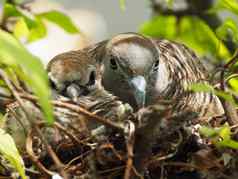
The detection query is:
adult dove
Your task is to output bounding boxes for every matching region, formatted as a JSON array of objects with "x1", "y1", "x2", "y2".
[{"x1": 86, "y1": 33, "x2": 224, "y2": 118}]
